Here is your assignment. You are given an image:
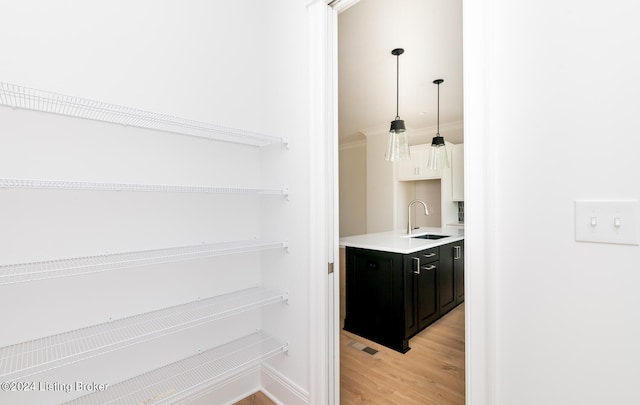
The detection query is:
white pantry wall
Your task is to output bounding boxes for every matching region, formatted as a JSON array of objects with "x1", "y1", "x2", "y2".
[
  {"x1": 0, "y1": 0, "x2": 276, "y2": 129},
  {"x1": 0, "y1": 0, "x2": 312, "y2": 403},
  {"x1": 479, "y1": 0, "x2": 640, "y2": 403},
  {"x1": 255, "y1": 0, "x2": 311, "y2": 398}
]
